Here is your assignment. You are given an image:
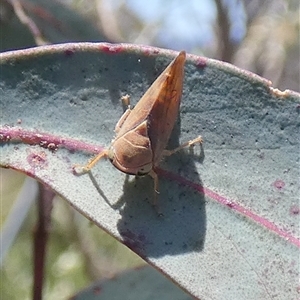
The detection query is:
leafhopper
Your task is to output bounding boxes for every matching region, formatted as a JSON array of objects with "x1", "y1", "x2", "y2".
[{"x1": 75, "y1": 51, "x2": 202, "y2": 206}]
